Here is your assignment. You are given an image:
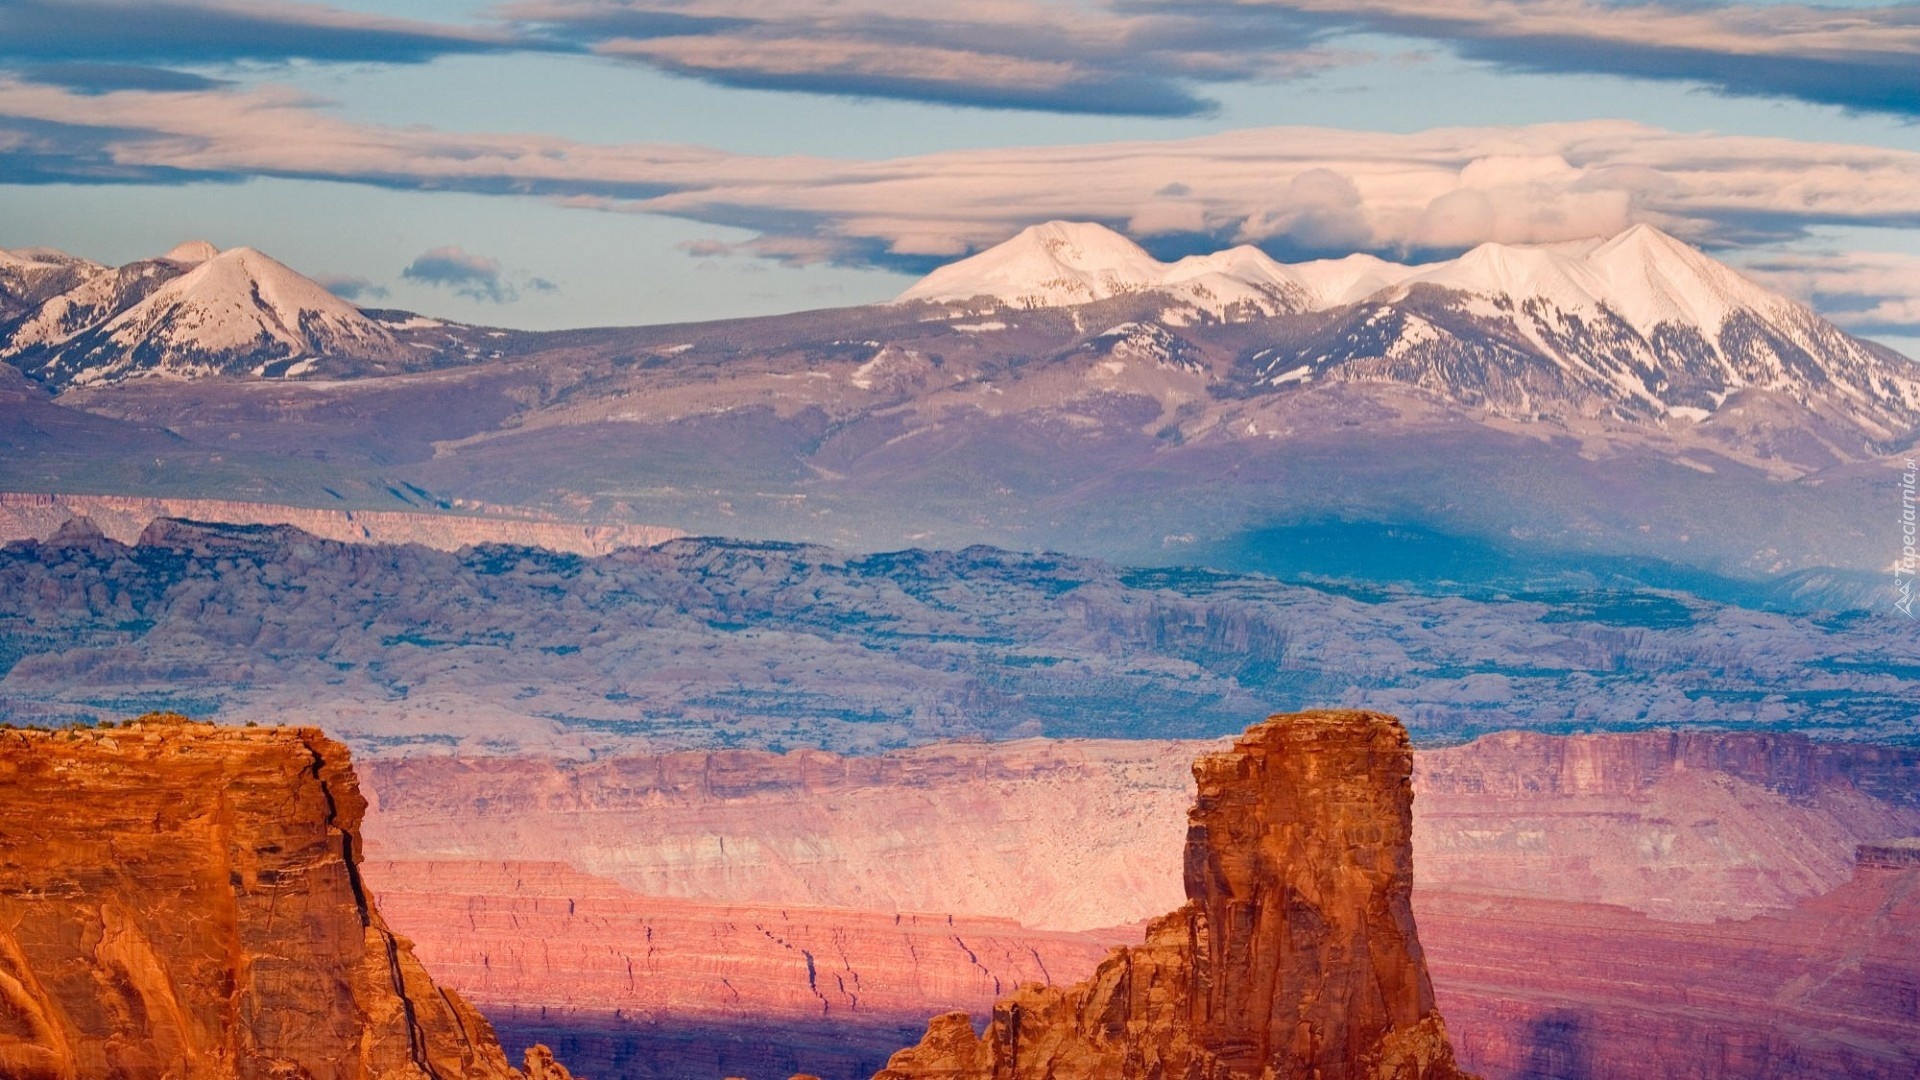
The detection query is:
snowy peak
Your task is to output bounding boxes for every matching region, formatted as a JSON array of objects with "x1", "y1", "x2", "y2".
[
  {"x1": 898, "y1": 221, "x2": 1806, "y2": 336},
  {"x1": 0, "y1": 247, "x2": 102, "y2": 273},
  {"x1": 100, "y1": 246, "x2": 402, "y2": 366},
  {"x1": 161, "y1": 240, "x2": 221, "y2": 265},
  {"x1": 1397, "y1": 223, "x2": 1791, "y2": 337},
  {"x1": 1287, "y1": 254, "x2": 1419, "y2": 309},
  {"x1": 0, "y1": 247, "x2": 106, "y2": 322},
  {"x1": 1584, "y1": 223, "x2": 1787, "y2": 335},
  {"x1": 898, "y1": 222, "x2": 1320, "y2": 318},
  {"x1": 2, "y1": 243, "x2": 408, "y2": 387},
  {"x1": 899, "y1": 222, "x2": 1917, "y2": 437},
  {"x1": 1405, "y1": 241, "x2": 1606, "y2": 314},
  {"x1": 898, "y1": 221, "x2": 1166, "y2": 309}
]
